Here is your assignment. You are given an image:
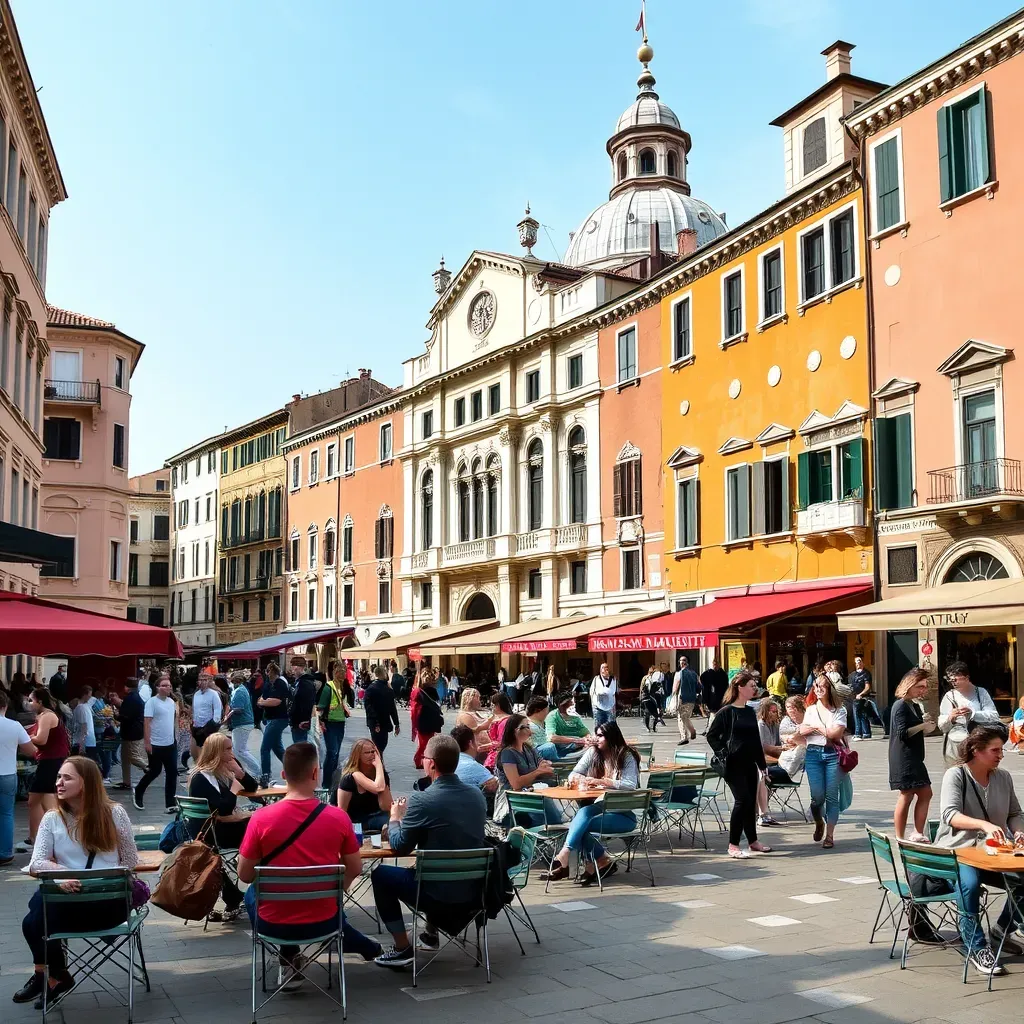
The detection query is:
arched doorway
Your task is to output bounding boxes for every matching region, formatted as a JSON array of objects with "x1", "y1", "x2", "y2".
[{"x1": 464, "y1": 593, "x2": 496, "y2": 621}]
